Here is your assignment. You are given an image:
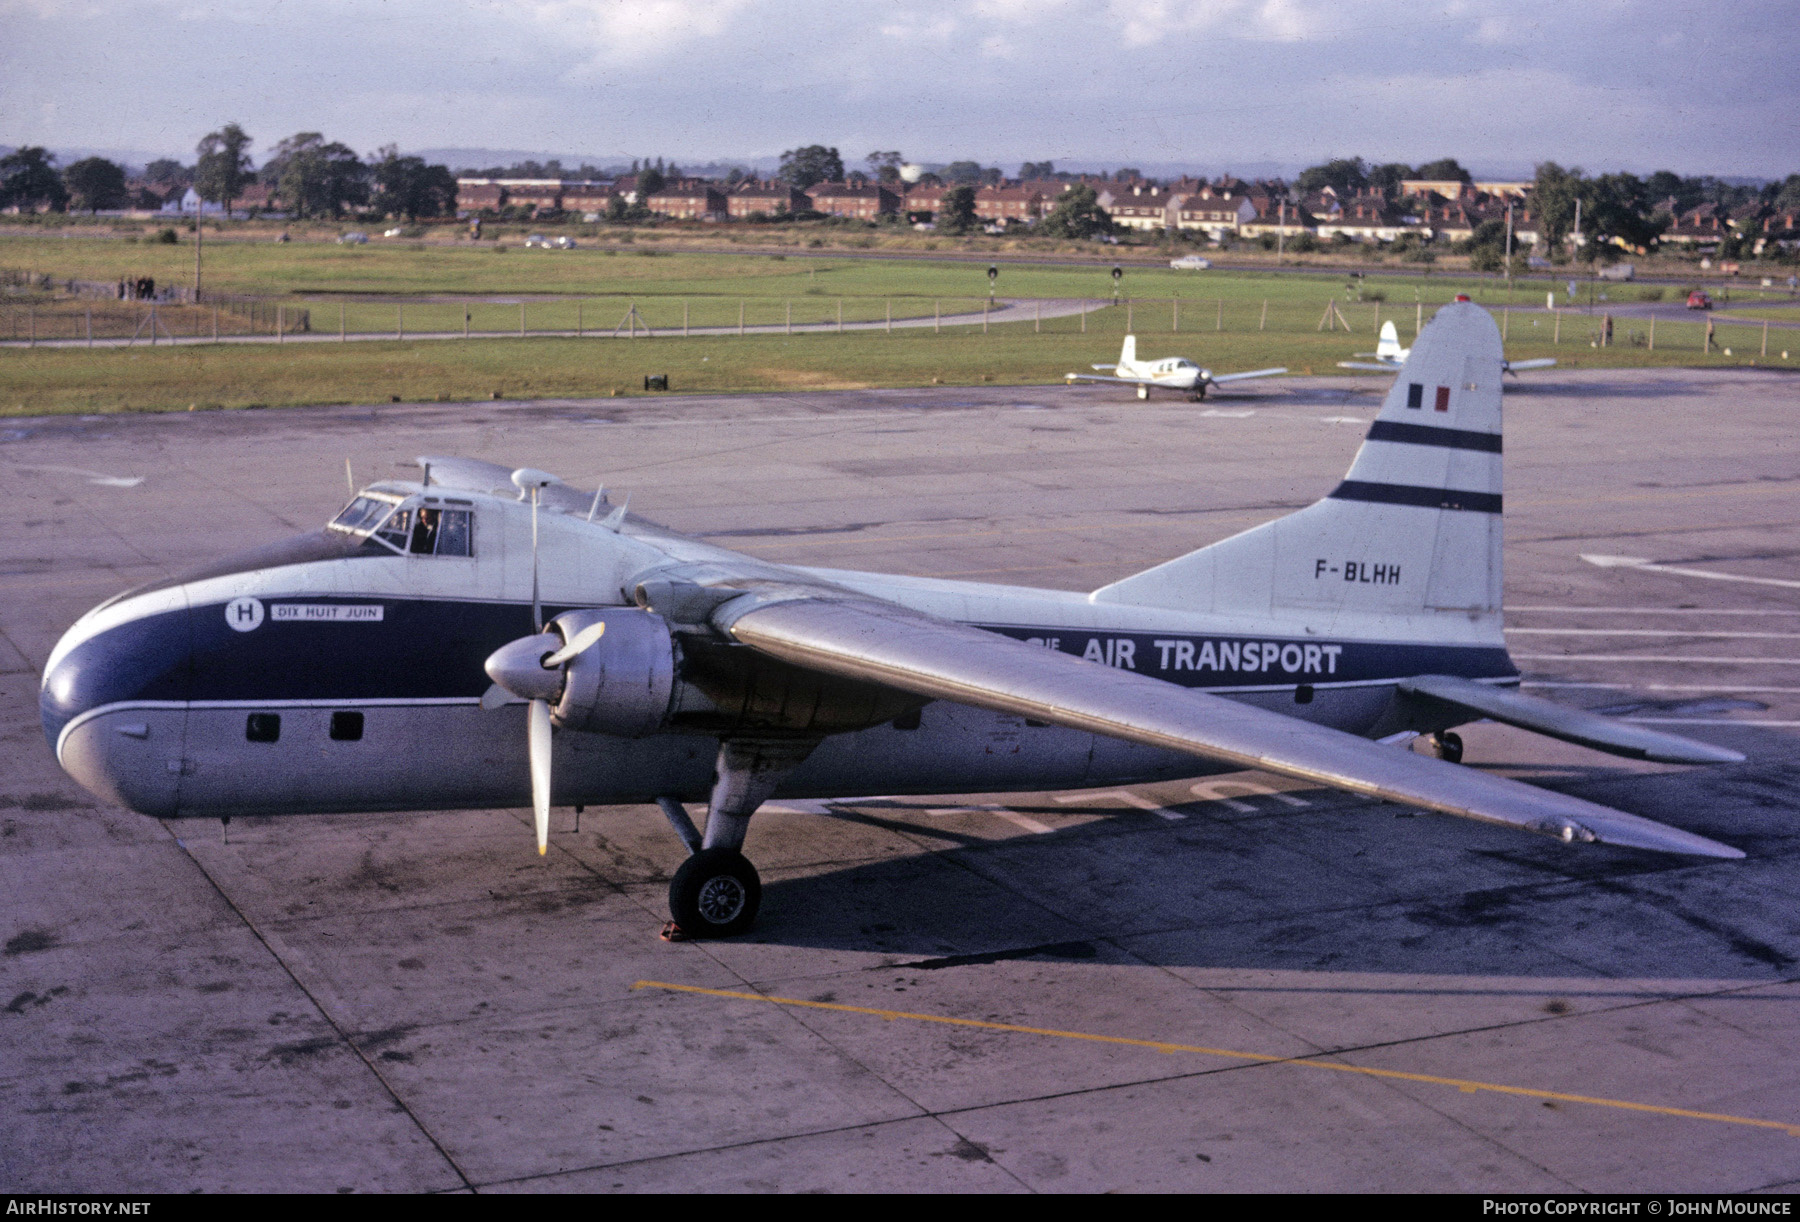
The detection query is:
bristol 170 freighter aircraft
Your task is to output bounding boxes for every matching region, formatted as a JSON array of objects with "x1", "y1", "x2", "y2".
[
  {"x1": 43, "y1": 301, "x2": 1743, "y2": 939},
  {"x1": 1066, "y1": 334, "x2": 1286, "y2": 400}
]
